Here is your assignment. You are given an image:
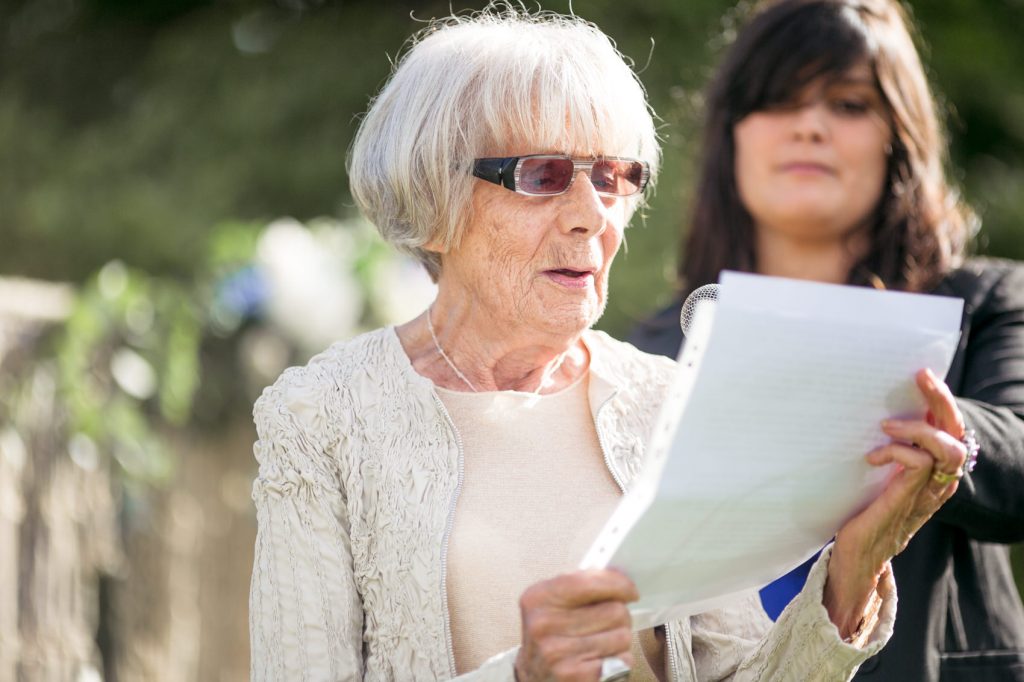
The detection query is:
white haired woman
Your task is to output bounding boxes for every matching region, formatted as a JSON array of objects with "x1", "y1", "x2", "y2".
[{"x1": 248, "y1": 7, "x2": 968, "y2": 681}]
